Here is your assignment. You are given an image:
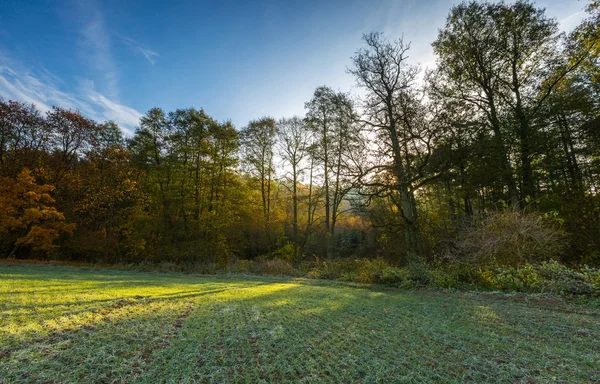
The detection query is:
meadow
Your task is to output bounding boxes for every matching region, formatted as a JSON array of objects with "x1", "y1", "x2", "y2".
[{"x1": 1, "y1": 263, "x2": 598, "y2": 383}]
